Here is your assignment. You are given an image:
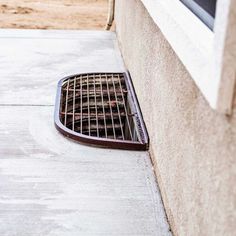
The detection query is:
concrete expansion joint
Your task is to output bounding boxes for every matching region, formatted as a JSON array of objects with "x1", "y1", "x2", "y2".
[{"x1": 0, "y1": 104, "x2": 54, "y2": 107}]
